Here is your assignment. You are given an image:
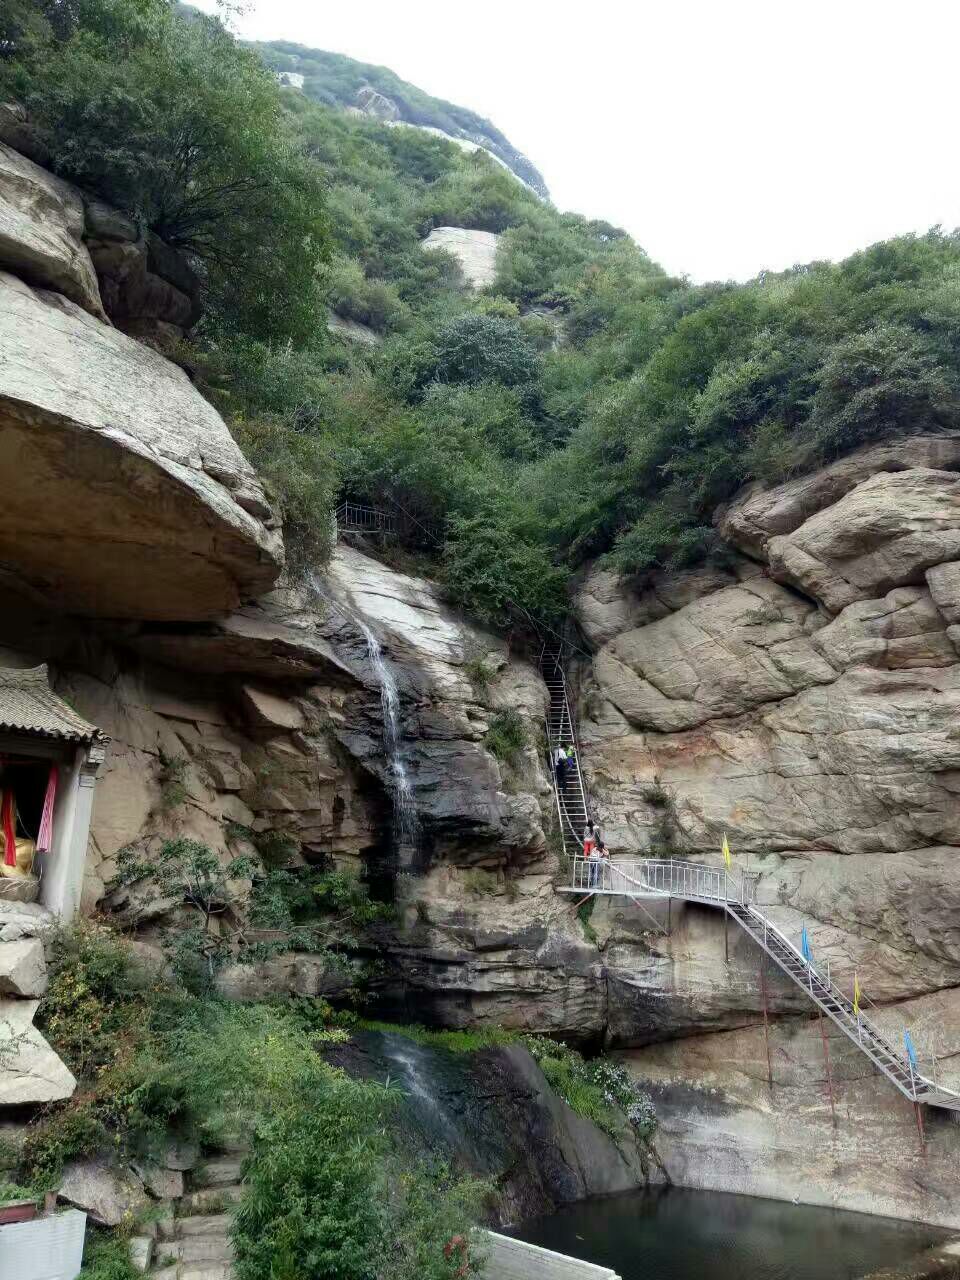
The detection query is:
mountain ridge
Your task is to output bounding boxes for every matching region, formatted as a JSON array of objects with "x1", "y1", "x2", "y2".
[{"x1": 254, "y1": 39, "x2": 549, "y2": 197}]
